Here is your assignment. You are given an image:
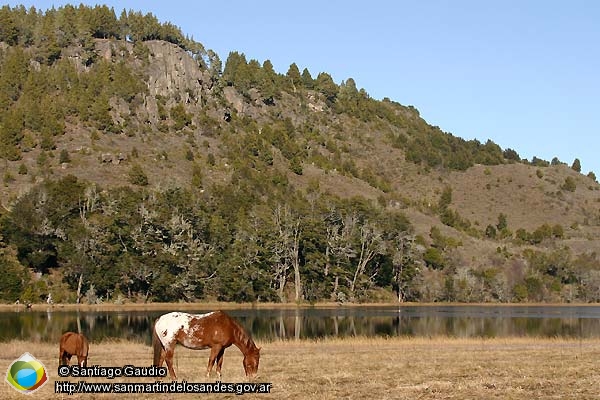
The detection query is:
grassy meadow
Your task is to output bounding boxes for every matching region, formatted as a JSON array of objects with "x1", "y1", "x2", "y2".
[{"x1": 2, "y1": 336, "x2": 599, "y2": 399}]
